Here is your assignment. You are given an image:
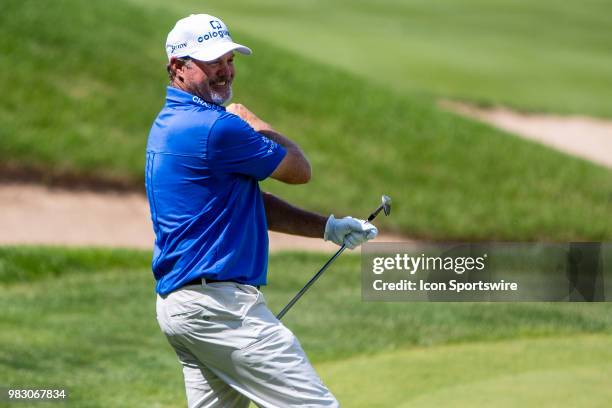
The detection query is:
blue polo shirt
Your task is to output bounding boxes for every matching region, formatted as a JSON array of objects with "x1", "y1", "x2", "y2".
[{"x1": 145, "y1": 87, "x2": 286, "y2": 295}]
